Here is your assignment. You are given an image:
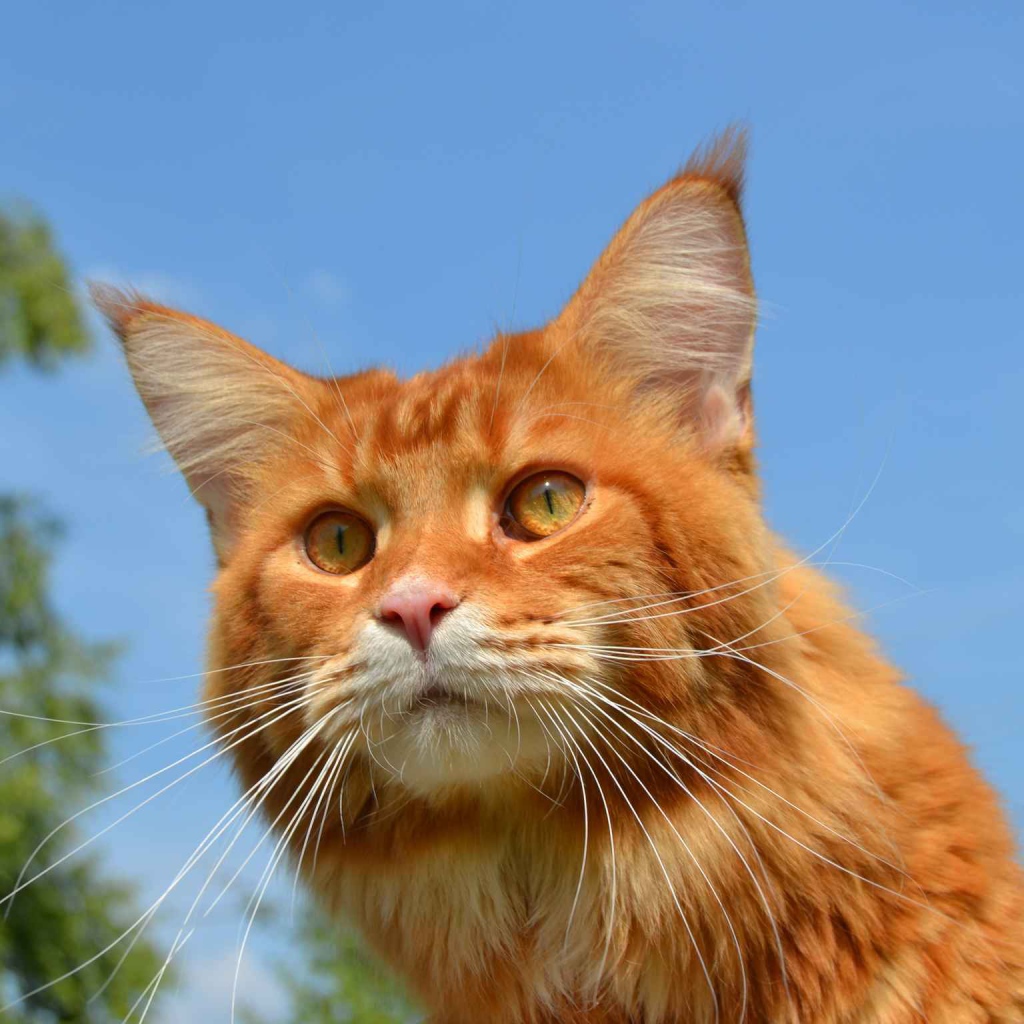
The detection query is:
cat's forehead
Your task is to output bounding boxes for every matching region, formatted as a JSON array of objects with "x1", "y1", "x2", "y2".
[
  {"x1": 353, "y1": 371, "x2": 496, "y2": 512},
  {"x1": 304, "y1": 334, "x2": 612, "y2": 514},
  {"x1": 375, "y1": 362, "x2": 493, "y2": 451}
]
